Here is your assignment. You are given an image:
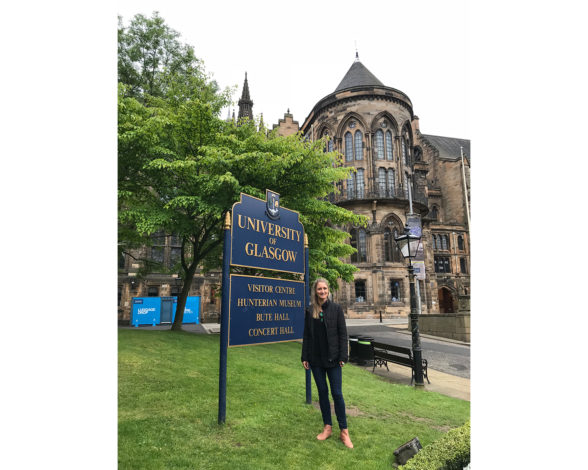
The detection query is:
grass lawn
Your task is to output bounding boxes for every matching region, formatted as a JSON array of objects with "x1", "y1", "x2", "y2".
[{"x1": 119, "y1": 329, "x2": 469, "y2": 469}]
